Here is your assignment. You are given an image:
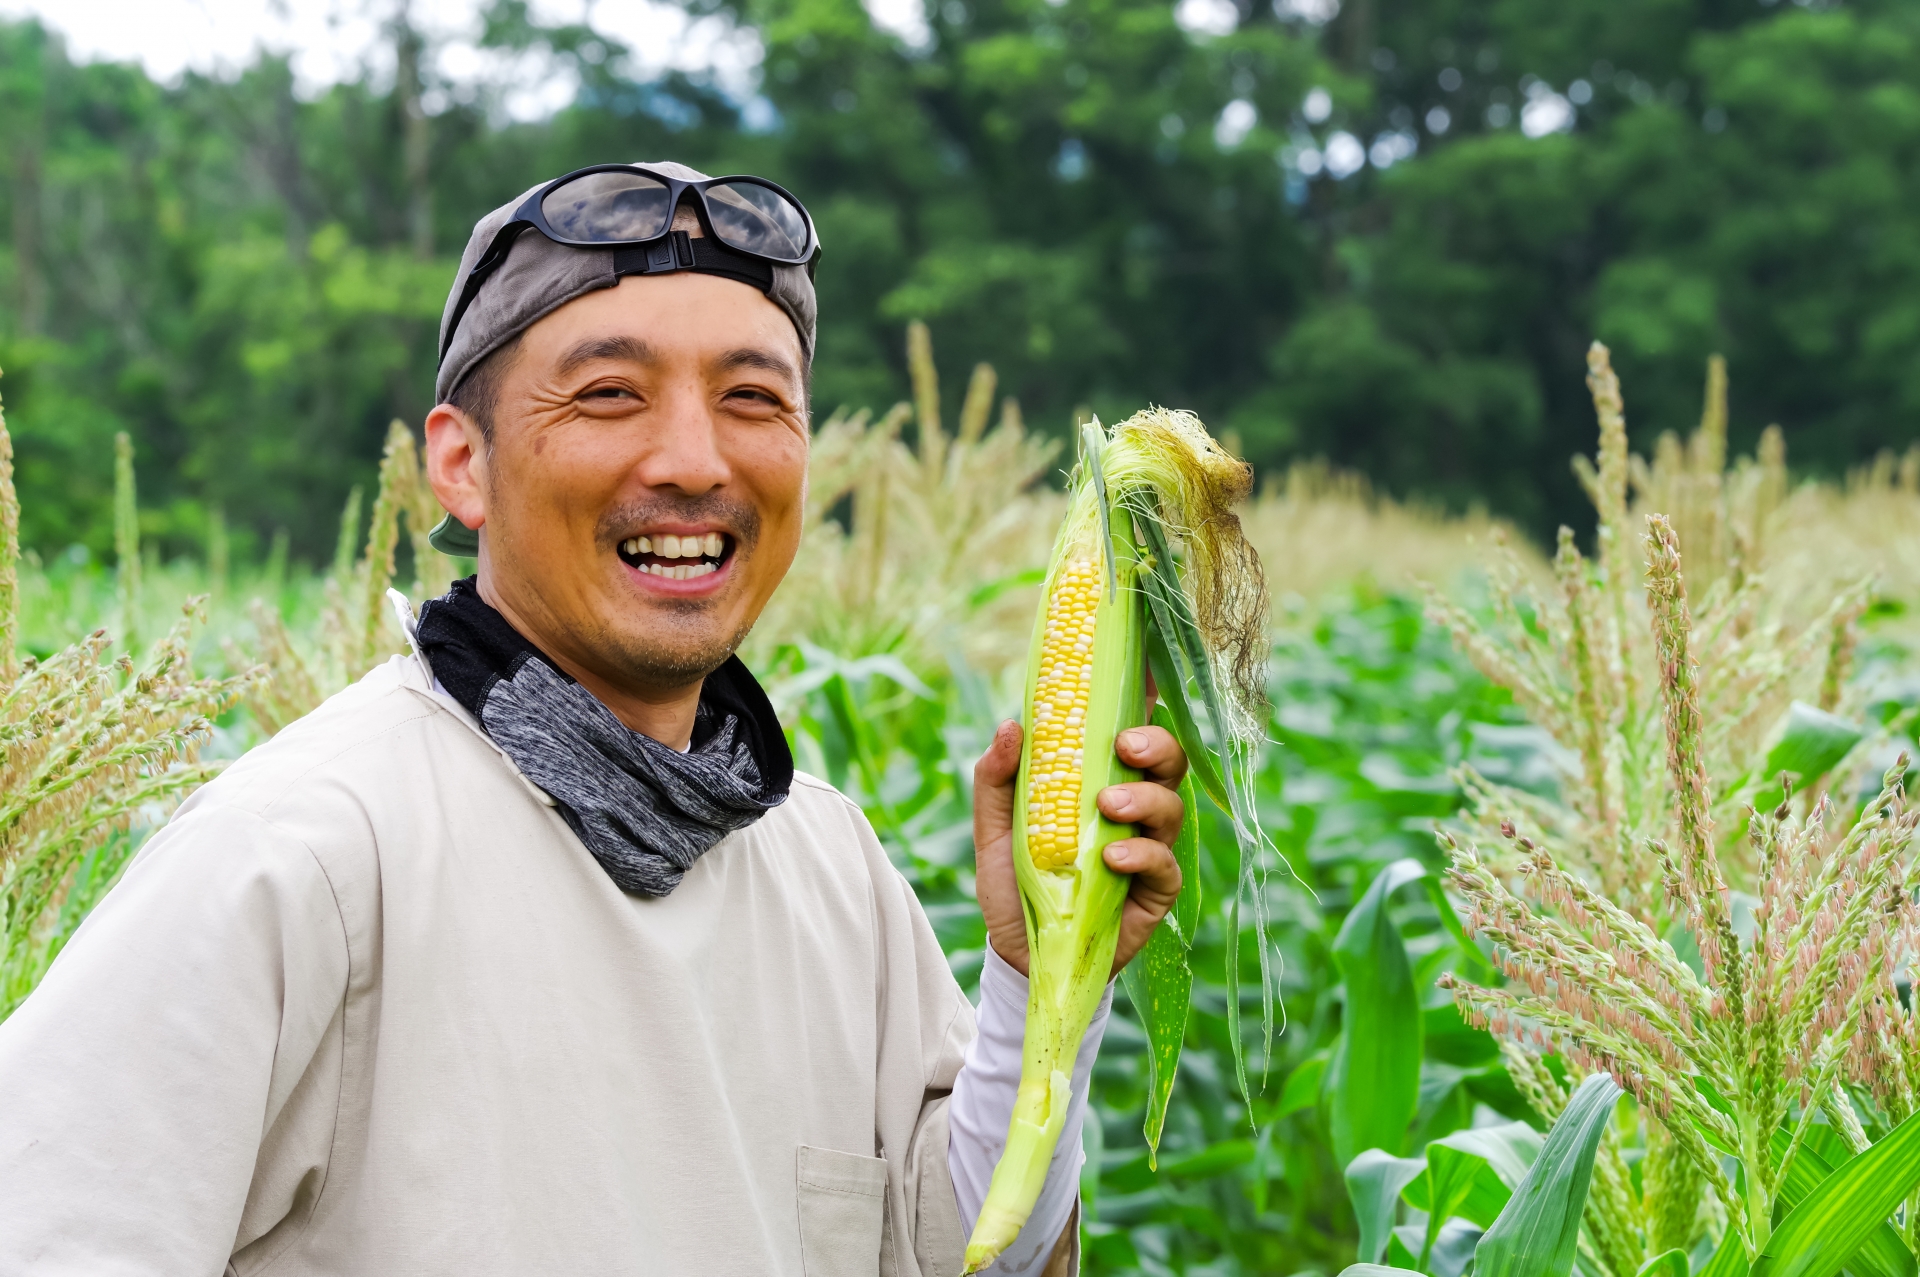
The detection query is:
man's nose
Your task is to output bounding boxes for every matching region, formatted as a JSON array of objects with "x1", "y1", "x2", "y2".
[{"x1": 636, "y1": 396, "x2": 731, "y2": 494}]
